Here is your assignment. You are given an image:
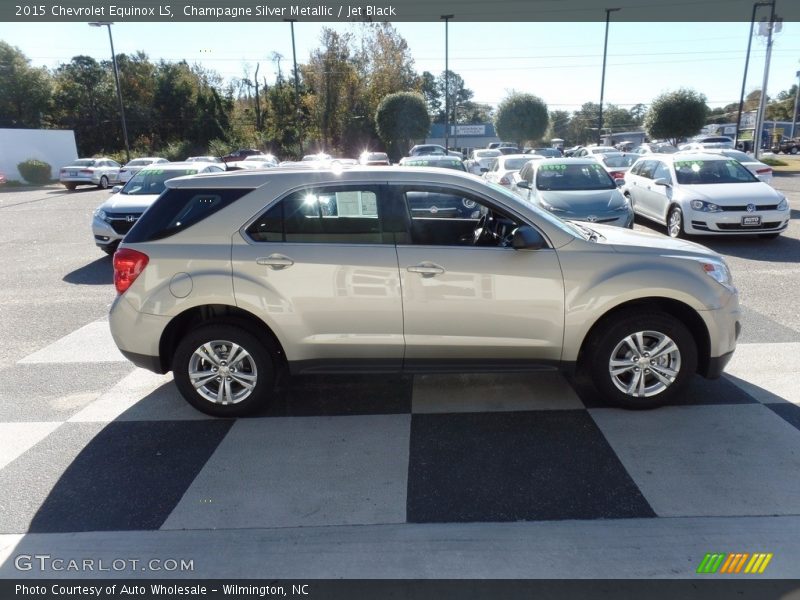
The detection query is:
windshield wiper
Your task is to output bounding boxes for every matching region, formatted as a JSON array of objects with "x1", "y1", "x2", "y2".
[{"x1": 572, "y1": 222, "x2": 601, "y2": 242}]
